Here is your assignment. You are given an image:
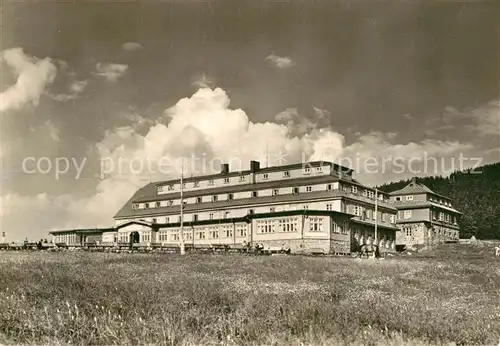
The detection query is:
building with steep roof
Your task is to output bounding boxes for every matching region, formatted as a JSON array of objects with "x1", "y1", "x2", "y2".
[
  {"x1": 50, "y1": 160, "x2": 400, "y2": 254},
  {"x1": 390, "y1": 178, "x2": 461, "y2": 248},
  {"x1": 49, "y1": 161, "x2": 461, "y2": 253}
]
